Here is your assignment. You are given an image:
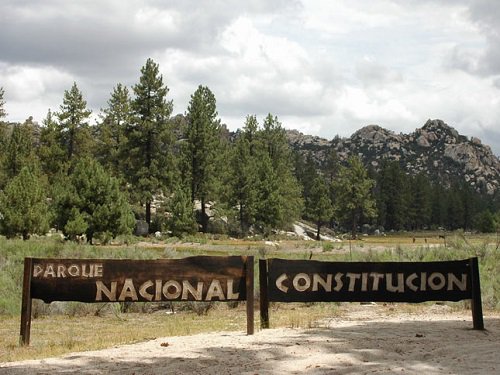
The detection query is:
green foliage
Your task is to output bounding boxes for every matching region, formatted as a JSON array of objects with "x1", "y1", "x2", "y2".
[
  {"x1": 375, "y1": 161, "x2": 407, "y2": 230},
  {"x1": 474, "y1": 210, "x2": 496, "y2": 233},
  {"x1": 126, "y1": 58, "x2": 175, "y2": 227},
  {"x1": 227, "y1": 114, "x2": 302, "y2": 236},
  {"x1": 97, "y1": 83, "x2": 132, "y2": 177},
  {"x1": 228, "y1": 115, "x2": 261, "y2": 235},
  {"x1": 332, "y1": 156, "x2": 376, "y2": 238},
  {"x1": 0, "y1": 167, "x2": 49, "y2": 239},
  {"x1": 57, "y1": 82, "x2": 93, "y2": 162},
  {"x1": 63, "y1": 208, "x2": 89, "y2": 240},
  {"x1": 166, "y1": 185, "x2": 197, "y2": 237},
  {"x1": 38, "y1": 110, "x2": 67, "y2": 180},
  {"x1": 0, "y1": 87, "x2": 5, "y2": 119},
  {"x1": 184, "y1": 85, "x2": 221, "y2": 233},
  {"x1": 53, "y1": 157, "x2": 135, "y2": 243},
  {"x1": 305, "y1": 175, "x2": 333, "y2": 240},
  {"x1": 258, "y1": 114, "x2": 303, "y2": 231},
  {"x1": 2, "y1": 120, "x2": 38, "y2": 181}
]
